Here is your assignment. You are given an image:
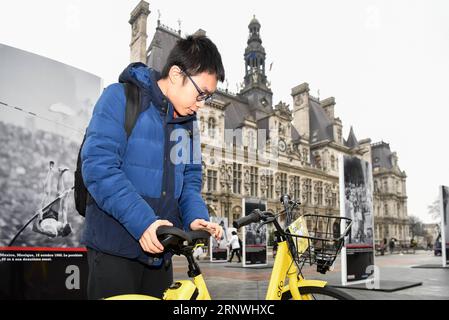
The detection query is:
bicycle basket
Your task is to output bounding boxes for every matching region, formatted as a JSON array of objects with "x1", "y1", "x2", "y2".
[{"x1": 286, "y1": 214, "x2": 352, "y2": 274}]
